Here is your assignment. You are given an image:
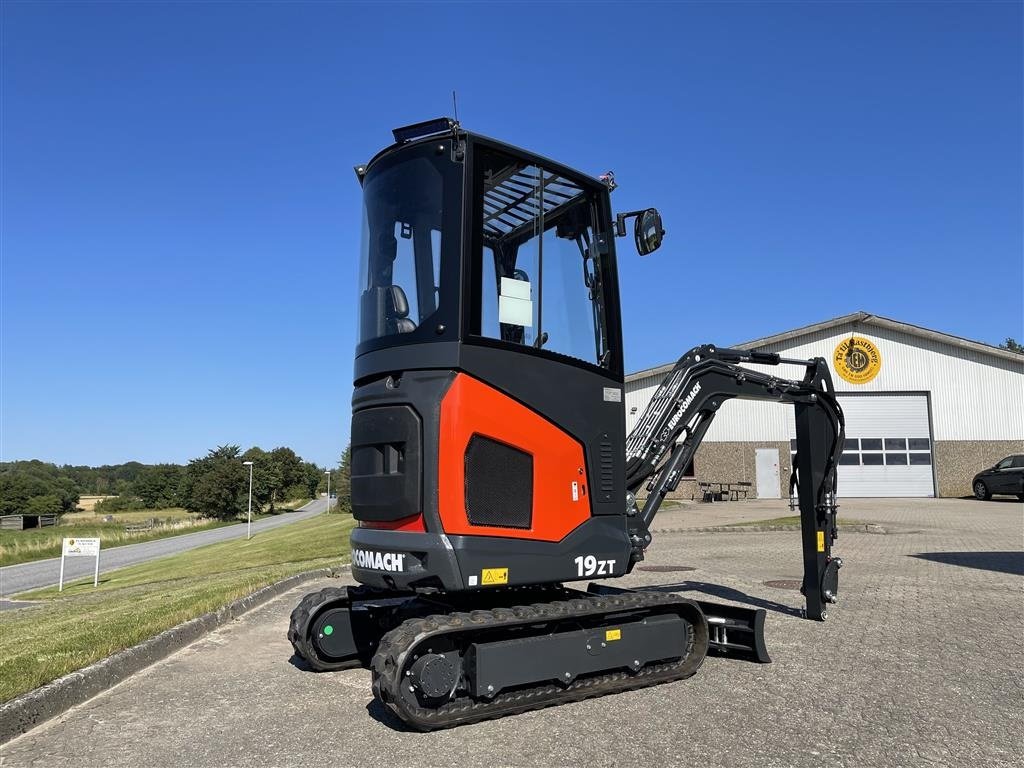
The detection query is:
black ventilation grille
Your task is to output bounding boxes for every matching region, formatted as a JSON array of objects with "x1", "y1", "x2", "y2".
[
  {"x1": 599, "y1": 435, "x2": 615, "y2": 501},
  {"x1": 464, "y1": 436, "x2": 533, "y2": 529}
]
